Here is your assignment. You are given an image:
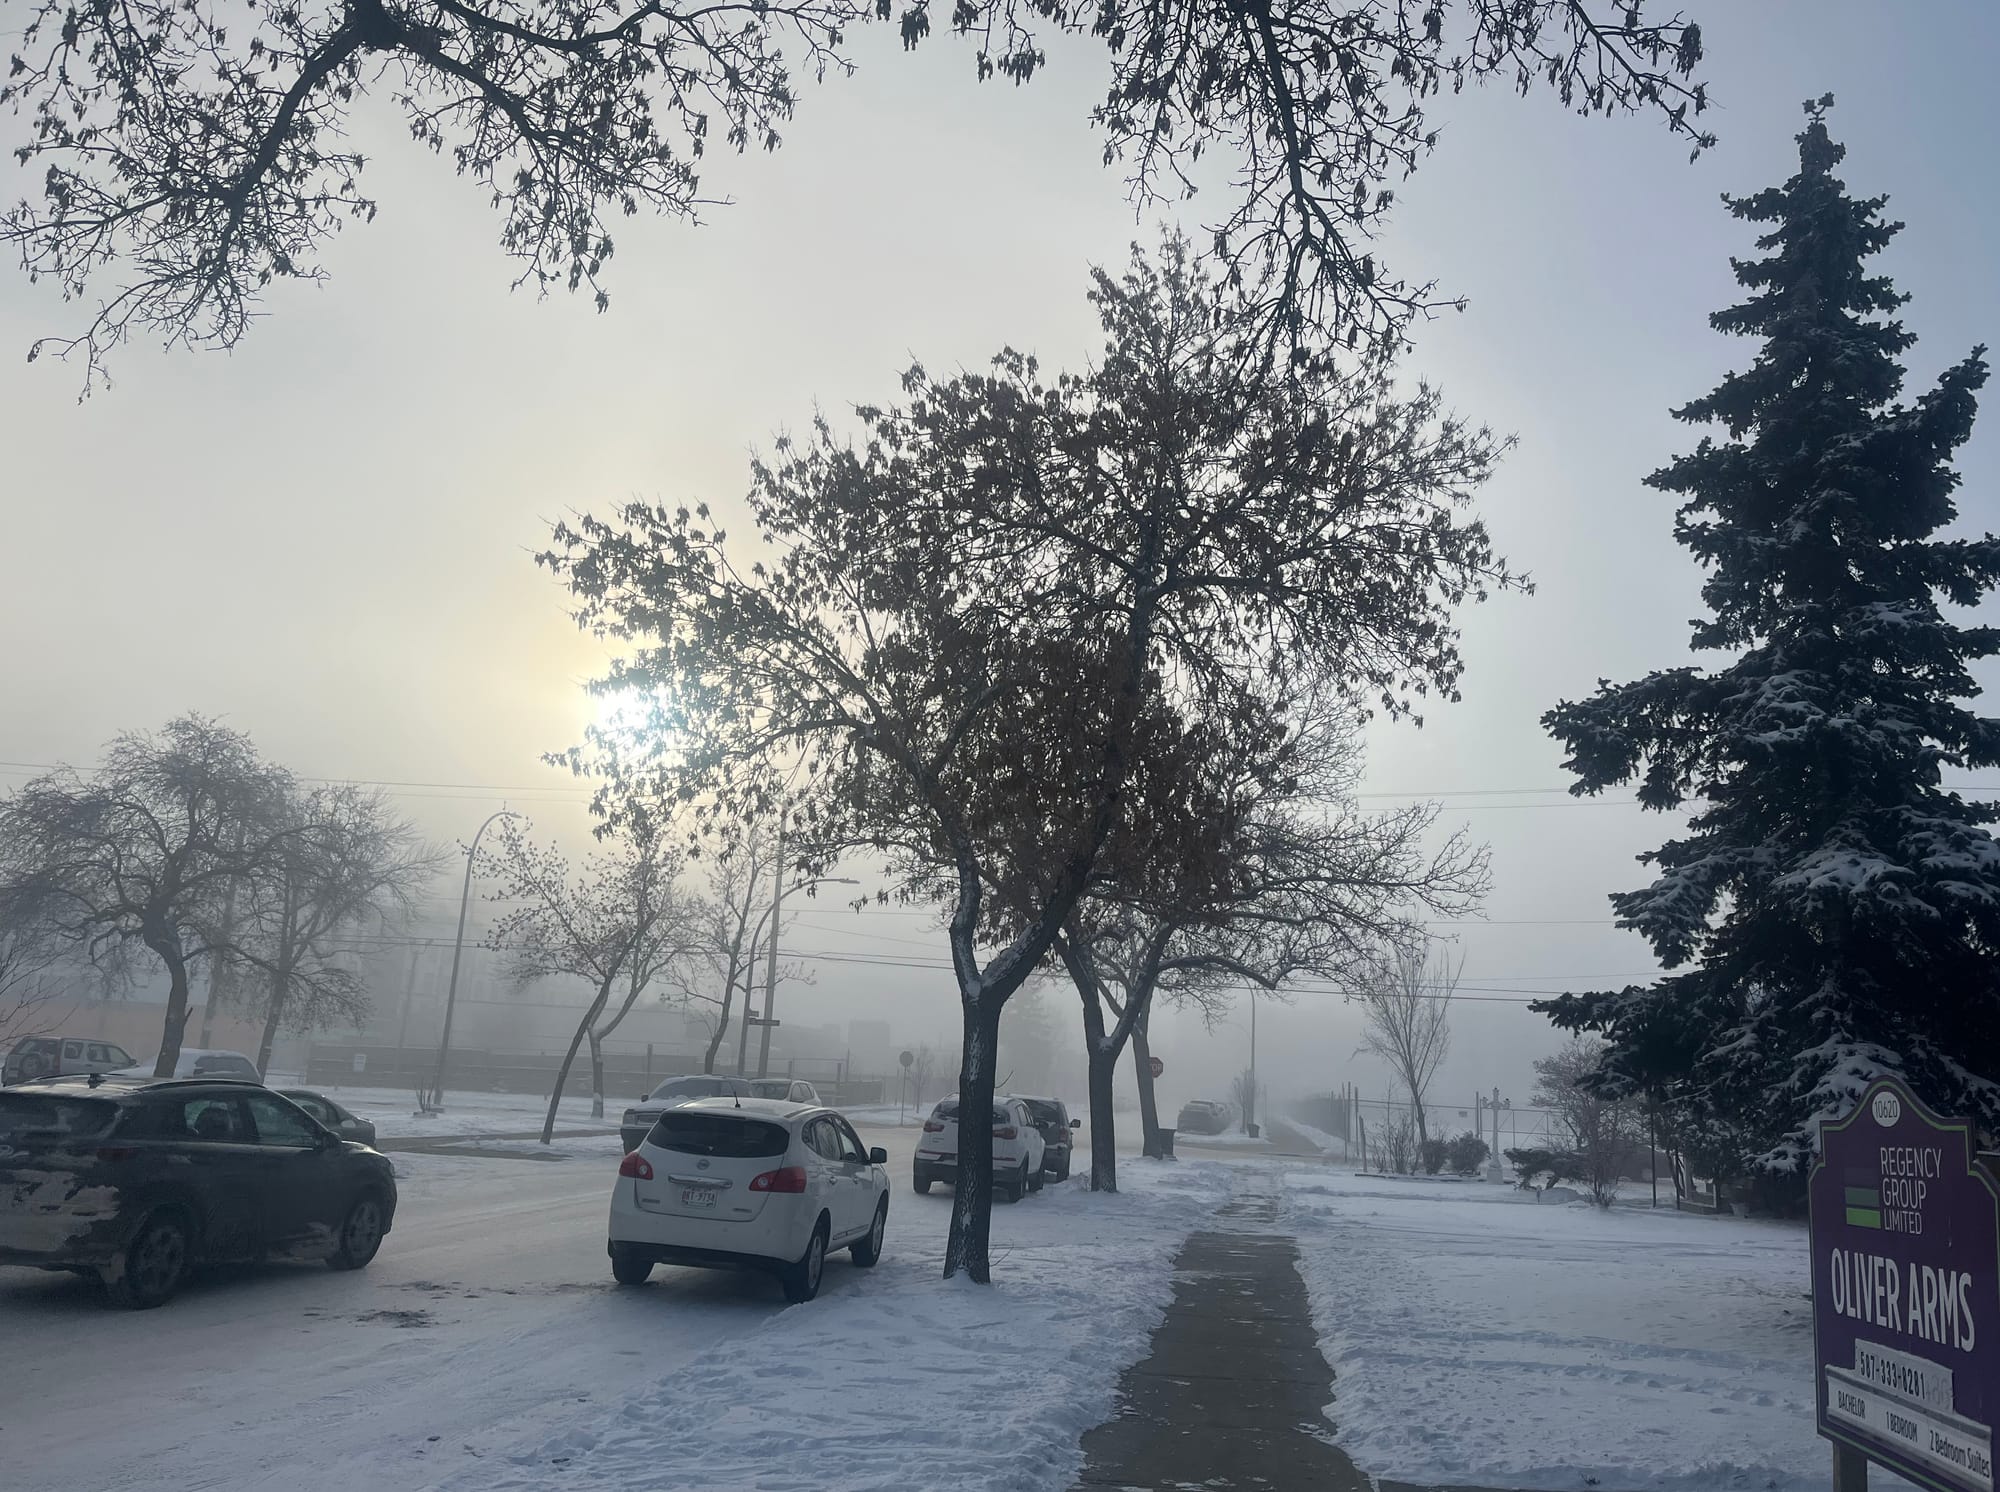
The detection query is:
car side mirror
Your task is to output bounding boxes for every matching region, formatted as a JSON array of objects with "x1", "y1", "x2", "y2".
[
  {"x1": 1070, "y1": 1119, "x2": 1082, "y2": 1129},
  {"x1": 869, "y1": 1147, "x2": 888, "y2": 1165}
]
